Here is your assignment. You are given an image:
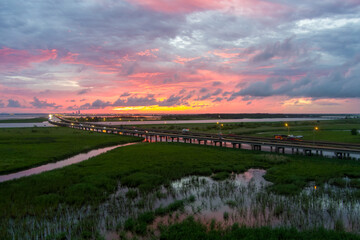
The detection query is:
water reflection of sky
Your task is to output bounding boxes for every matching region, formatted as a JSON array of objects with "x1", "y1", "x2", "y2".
[
  {"x1": 162, "y1": 169, "x2": 360, "y2": 232},
  {"x1": 0, "y1": 122, "x2": 53, "y2": 128},
  {"x1": 0, "y1": 143, "x2": 139, "y2": 182},
  {"x1": 91, "y1": 117, "x2": 329, "y2": 126}
]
